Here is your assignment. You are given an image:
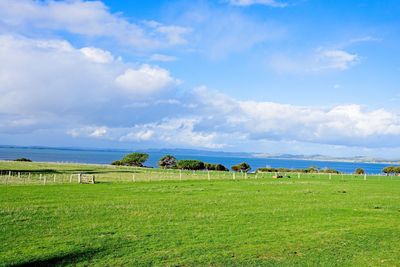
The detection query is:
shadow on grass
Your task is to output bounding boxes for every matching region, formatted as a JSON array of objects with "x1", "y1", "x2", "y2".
[{"x1": 12, "y1": 248, "x2": 103, "y2": 267}]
